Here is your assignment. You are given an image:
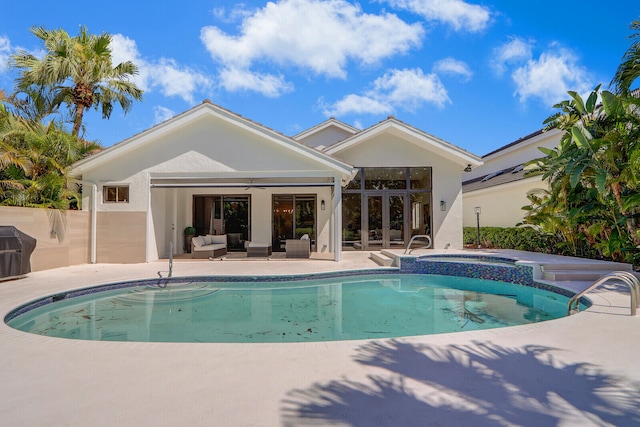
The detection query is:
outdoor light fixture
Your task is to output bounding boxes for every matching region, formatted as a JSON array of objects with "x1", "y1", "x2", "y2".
[
  {"x1": 440, "y1": 200, "x2": 446, "y2": 211},
  {"x1": 321, "y1": 200, "x2": 326, "y2": 210},
  {"x1": 464, "y1": 164, "x2": 472, "y2": 172}
]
